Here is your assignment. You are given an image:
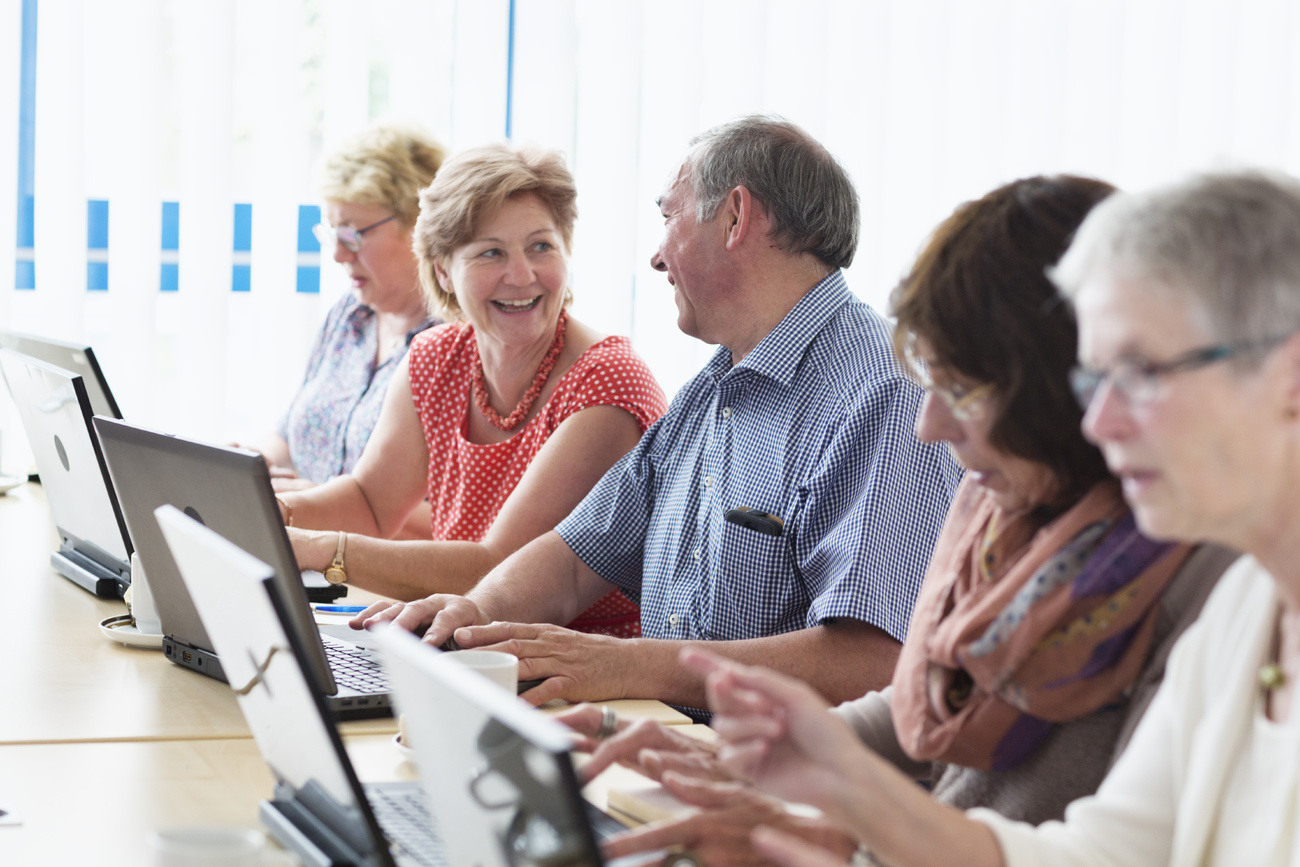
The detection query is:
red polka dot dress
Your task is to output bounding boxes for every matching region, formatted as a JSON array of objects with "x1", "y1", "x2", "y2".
[{"x1": 408, "y1": 322, "x2": 667, "y2": 638}]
